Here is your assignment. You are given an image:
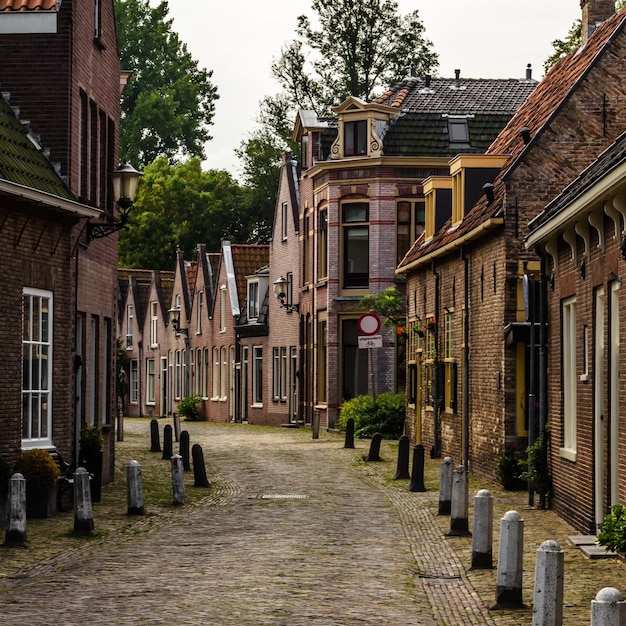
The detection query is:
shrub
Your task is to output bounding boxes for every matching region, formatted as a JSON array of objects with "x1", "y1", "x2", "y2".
[
  {"x1": 496, "y1": 452, "x2": 526, "y2": 491},
  {"x1": 178, "y1": 395, "x2": 203, "y2": 421},
  {"x1": 339, "y1": 392, "x2": 406, "y2": 439},
  {"x1": 597, "y1": 504, "x2": 626, "y2": 553},
  {"x1": 80, "y1": 426, "x2": 104, "y2": 455},
  {"x1": 14, "y1": 449, "x2": 60, "y2": 486}
]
